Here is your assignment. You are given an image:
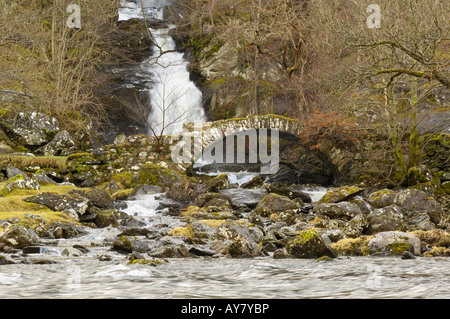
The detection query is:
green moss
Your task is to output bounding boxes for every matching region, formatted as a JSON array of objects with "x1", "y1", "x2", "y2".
[
  {"x1": 329, "y1": 236, "x2": 373, "y2": 256},
  {"x1": 111, "y1": 172, "x2": 134, "y2": 189},
  {"x1": 137, "y1": 163, "x2": 184, "y2": 188},
  {"x1": 388, "y1": 242, "x2": 412, "y2": 255}
]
